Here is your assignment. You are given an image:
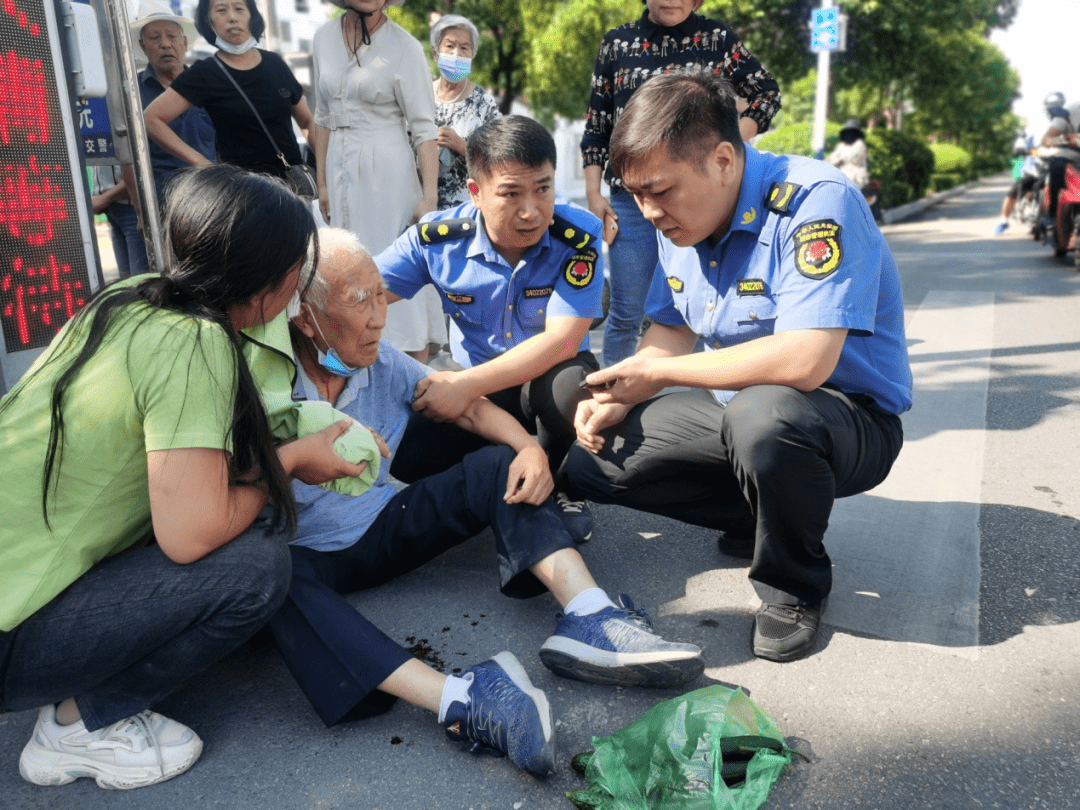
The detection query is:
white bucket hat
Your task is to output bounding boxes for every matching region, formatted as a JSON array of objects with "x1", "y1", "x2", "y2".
[{"x1": 129, "y1": 0, "x2": 198, "y2": 45}]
